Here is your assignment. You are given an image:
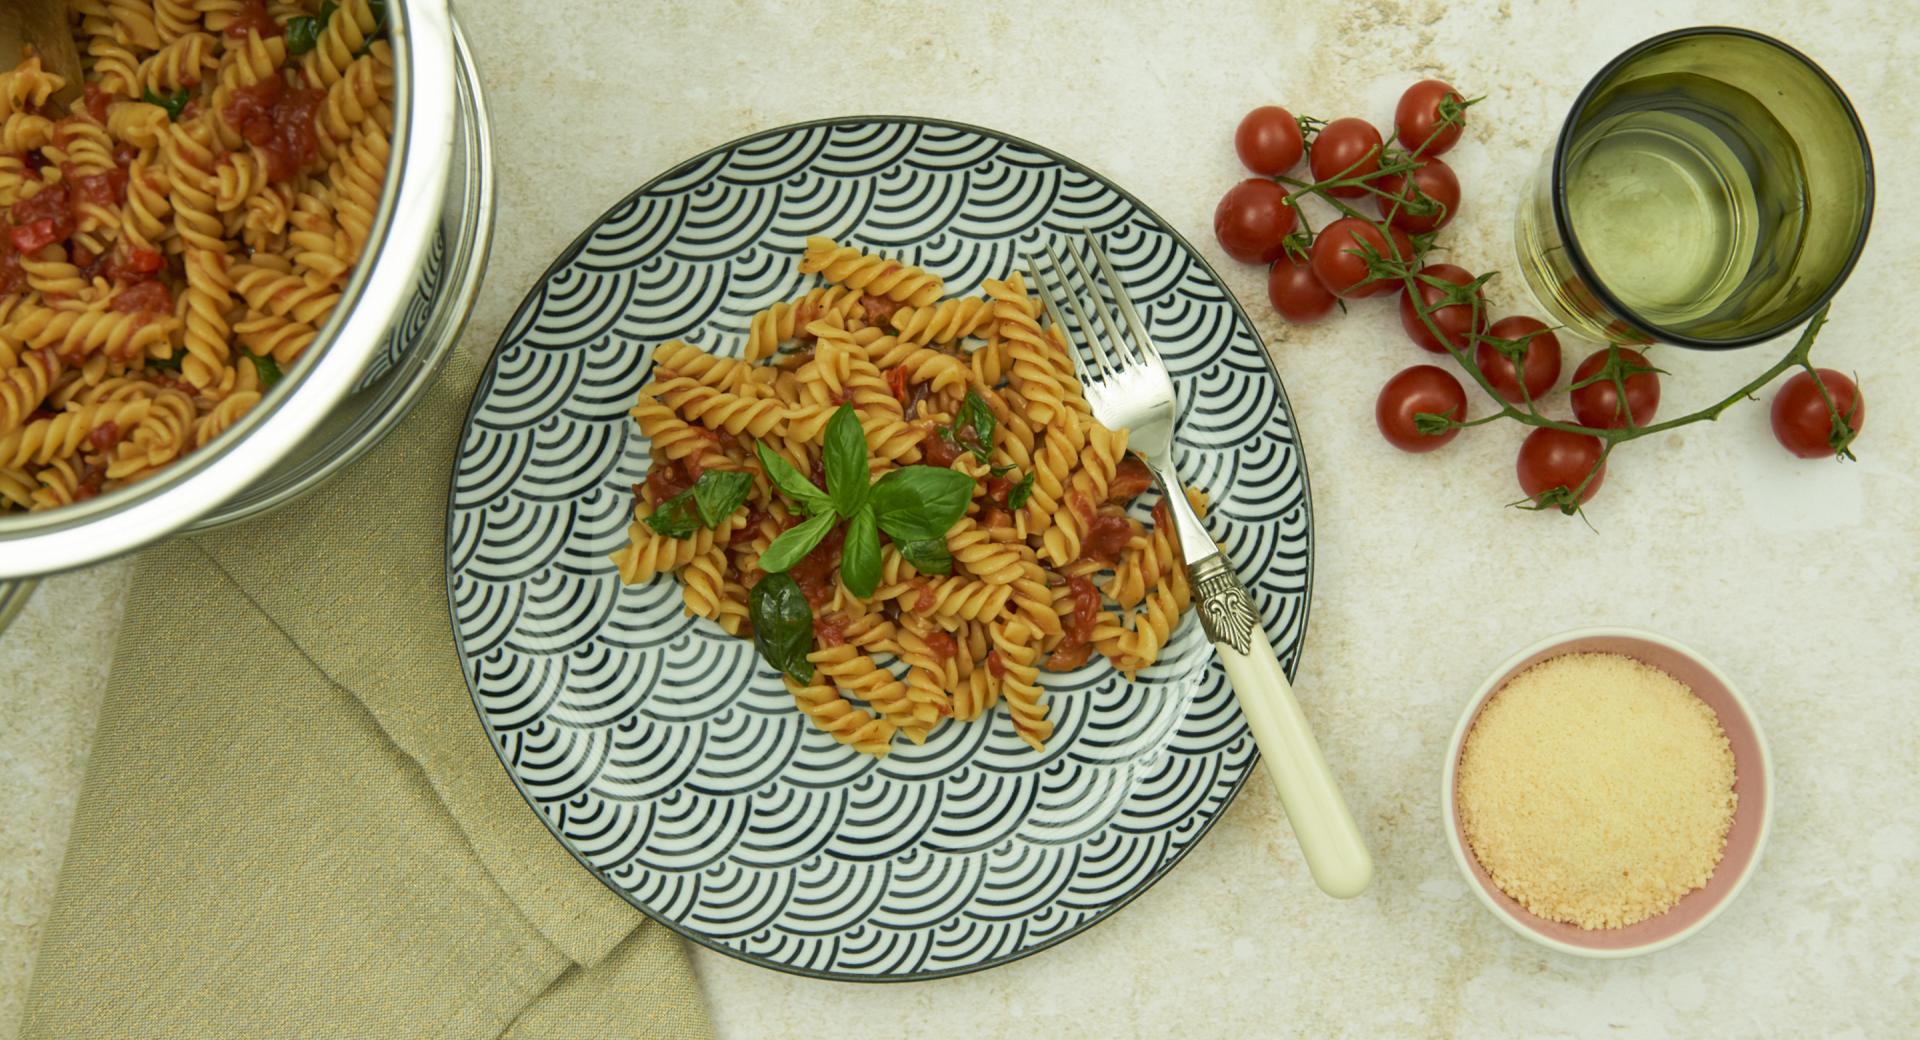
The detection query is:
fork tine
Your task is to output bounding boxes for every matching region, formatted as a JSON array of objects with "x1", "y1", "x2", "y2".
[
  {"x1": 1044, "y1": 242, "x2": 1118, "y2": 380},
  {"x1": 1065, "y1": 237, "x2": 1139, "y2": 370},
  {"x1": 1024, "y1": 254, "x2": 1093, "y2": 385},
  {"x1": 1086, "y1": 232, "x2": 1165, "y2": 371}
]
